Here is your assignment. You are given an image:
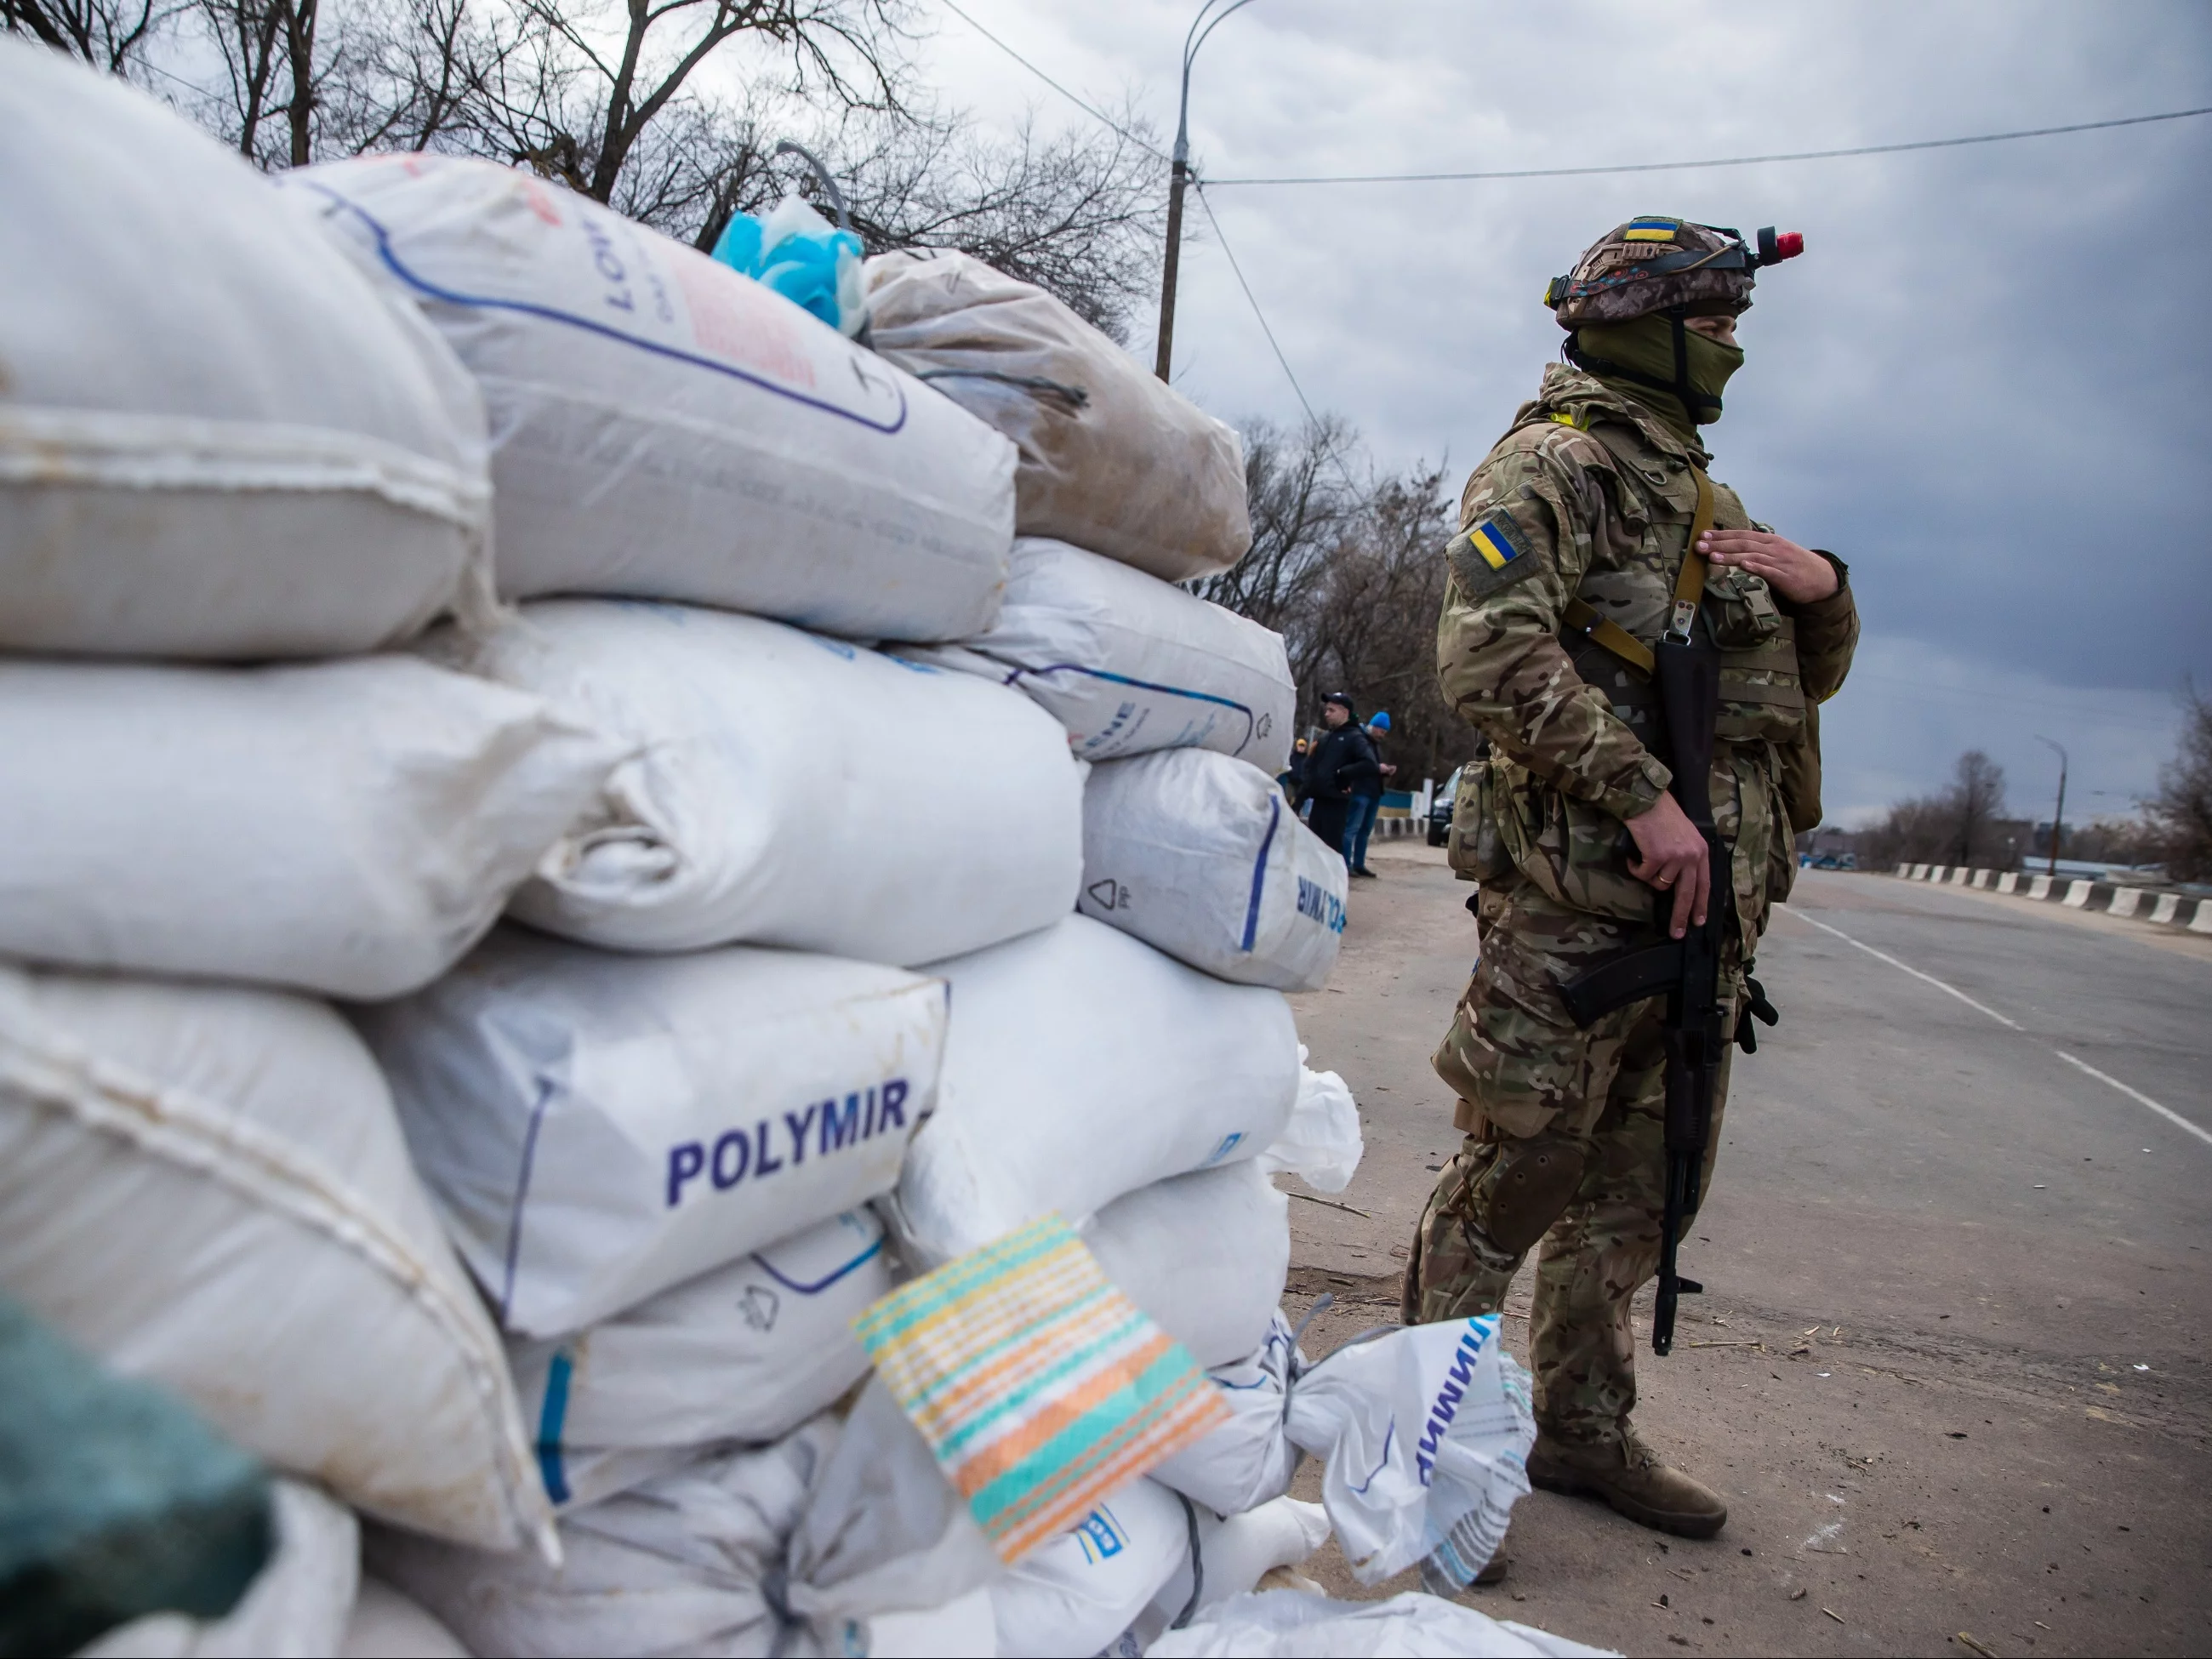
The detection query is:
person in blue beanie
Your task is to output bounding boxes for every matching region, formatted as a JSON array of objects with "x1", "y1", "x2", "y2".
[{"x1": 1343, "y1": 710, "x2": 1397, "y2": 877}]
